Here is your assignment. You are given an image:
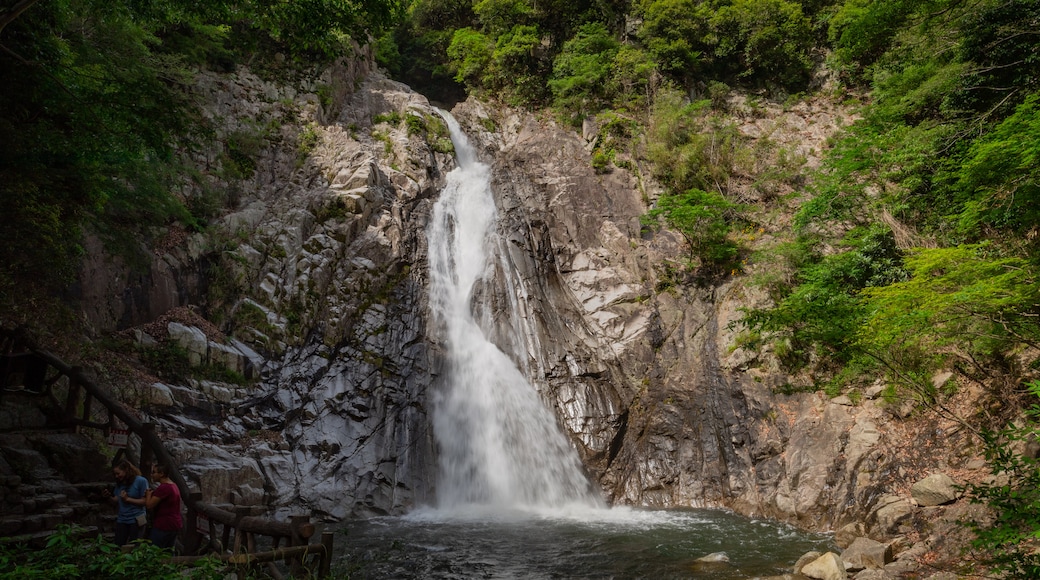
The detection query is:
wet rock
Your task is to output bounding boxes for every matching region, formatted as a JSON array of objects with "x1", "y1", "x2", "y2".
[
  {"x1": 695, "y1": 551, "x2": 730, "y2": 562},
  {"x1": 690, "y1": 551, "x2": 731, "y2": 573}
]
